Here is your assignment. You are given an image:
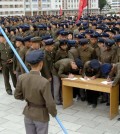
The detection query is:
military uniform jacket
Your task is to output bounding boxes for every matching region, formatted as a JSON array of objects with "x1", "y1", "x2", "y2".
[
  {"x1": 82, "y1": 61, "x2": 101, "y2": 78},
  {"x1": 55, "y1": 48, "x2": 74, "y2": 62},
  {"x1": 13, "y1": 46, "x2": 27, "y2": 73},
  {"x1": 14, "y1": 71, "x2": 57, "y2": 122},
  {"x1": 42, "y1": 50, "x2": 55, "y2": 79},
  {"x1": 78, "y1": 46, "x2": 96, "y2": 64},
  {"x1": 115, "y1": 47, "x2": 120, "y2": 63},
  {"x1": 53, "y1": 58, "x2": 73, "y2": 78},
  {"x1": 100, "y1": 49, "x2": 116, "y2": 63},
  {"x1": 112, "y1": 63, "x2": 120, "y2": 86},
  {"x1": 68, "y1": 47, "x2": 79, "y2": 60},
  {"x1": 0, "y1": 42, "x2": 14, "y2": 66}
]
